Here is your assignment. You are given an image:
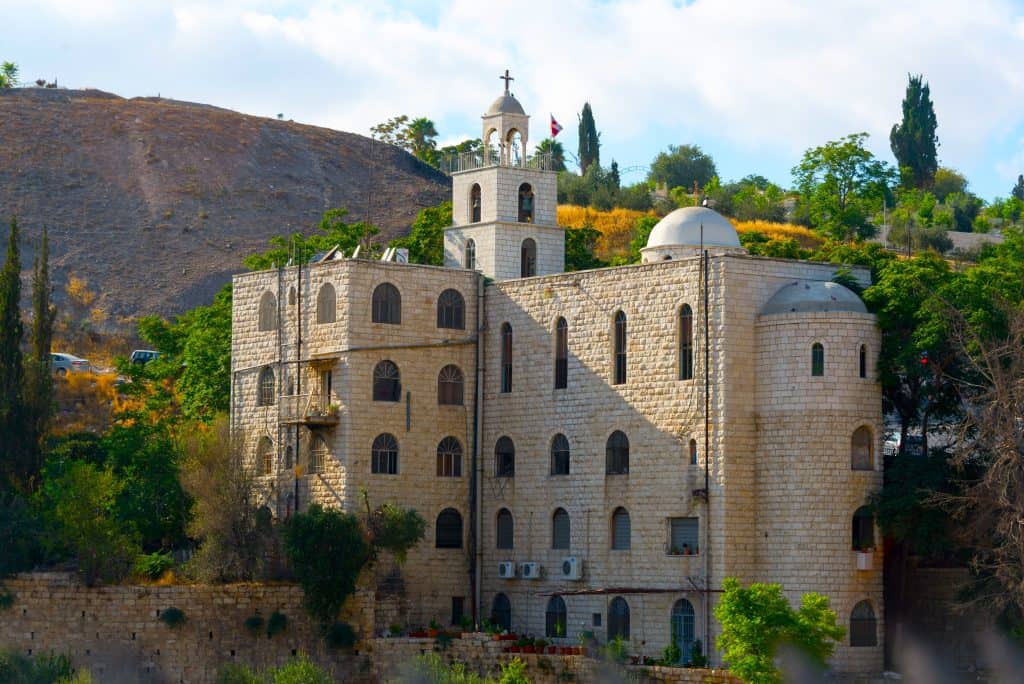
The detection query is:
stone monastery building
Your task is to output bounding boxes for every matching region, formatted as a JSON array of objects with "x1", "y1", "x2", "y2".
[{"x1": 231, "y1": 79, "x2": 883, "y2": 673}]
